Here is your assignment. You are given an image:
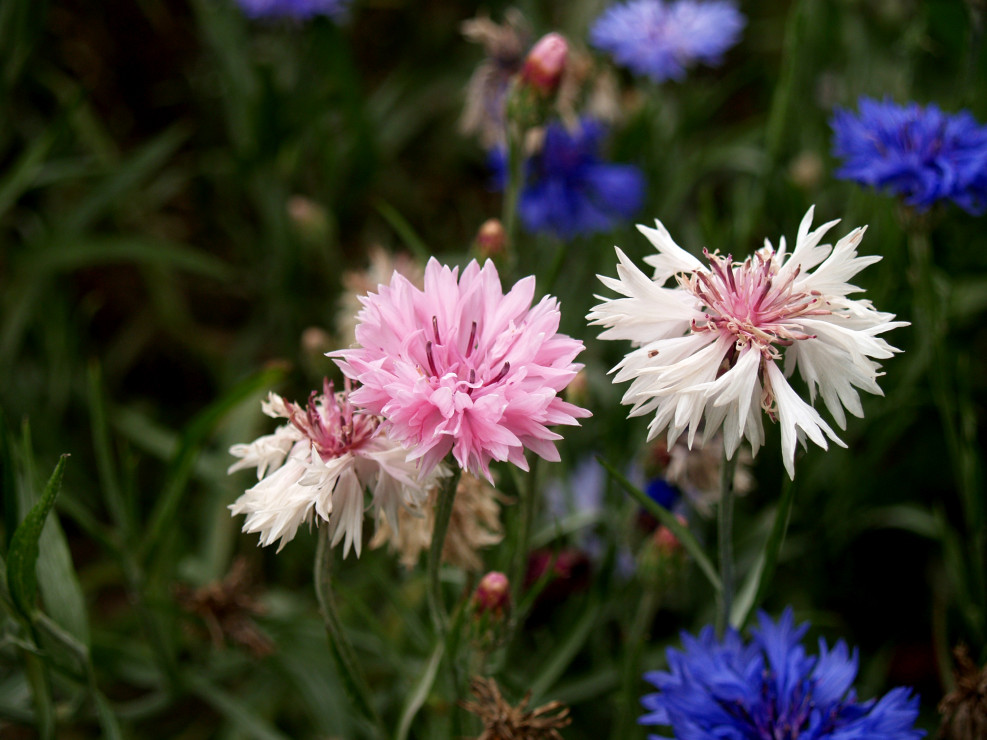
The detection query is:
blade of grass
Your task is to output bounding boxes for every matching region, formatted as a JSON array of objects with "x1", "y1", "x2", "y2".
[
  {"x1": 730, "y1": 476, "x2": 795, "y2": 629},
  {"x1": 374, "y1": 199, "x2": 432, "y2": 264},
  {"x1": 141, "y1": 365, "x2": 287, "y2": 565},
  {"x1": 395, "y1": 639, "x2": 444, "y2": 740},
  {"x1": 596, "y1": 456, "x2": 721, "y2": 594}
]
